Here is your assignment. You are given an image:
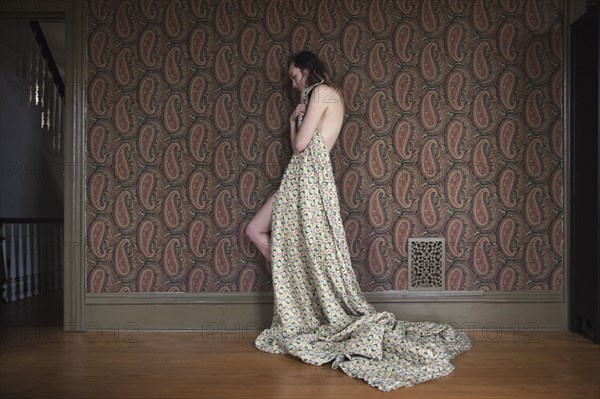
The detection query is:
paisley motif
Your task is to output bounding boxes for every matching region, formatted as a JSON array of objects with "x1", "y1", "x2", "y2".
[
  {"x1": 343, "y1": 69, "x2": 366, "y2": 113},
  {"x1": 394, "y1": 70, "x2": 417, "y2": 112},
  {"x1": 524, "y1": 138, "x2": 544, "y2": 181},
  {"x1": 188, "y1": 121, "x2": 211, "y2": 164},
  {"x1": 472, "y1": 237, "x2": 494, "y2": 279},
  {"x1": 393, "y1": 117, "x2": 416, "y2": 160},
  {"x1": 473, "y1": 138, "x2": 494, "y2": 181},
  {"x1": 367, "y1": 139, "x2": 388, "y2": 181},
  {"x1": 88, "y1": 75, "x2": 110, "y2": 116},
  {"x1": 238, "y1": 267, "x2": 257, "y2": 292},
  {"x1": 88, "y1": 218, "x2": 109, "y2": 259},
  {"x1": 114, "y1": 190, "x2": 136, "y2": 234},
  {"x1": 367, "y1": 91, "x2": 389, "y2": 132},
  {"x1": 162, "y1": 237, "x2": 183, "y2": 279},
  {"x1": 341, "y1": 166, "x2": 363, "y2": 210},
  {"x1": 137, "y1": 120, "x2": 162, "y2": 164},
  {"x1": 394, "y1": 21, "x2": 416, "y2": 63},
  {"x1": 393, "y1": 168, "x2": 416, "y2": 209},
  {"x1": 137, "y1": 218, "x2": 159, "y2": 259},
  {"x1": 140, "y1": 0, "x2": 159, "y2": 20},
  {"x1": 393, "y1": 217, "x2": 413, "y2": 257},
  {"x1": 188, "y1": 218, "x2": 209, "y2": 259},
  {"x1": 215, "y1": 0, "x2": 237, "y2": 40},
  {"x1": 115, "y1": 237, "x2": 134, "y2": 279},
  {"x1": 367, "y1": 237, "x2": 388, "y2": 278},
  {"x1": 113, "y1": 95, "x2": 135, "y2": 137},
  {"x1": 497, "y1": 116, "x2": 519, "y2": 160},
  {"x1": 445, "y1": 117, "x2": 468, "y2": 160},
  {"x1": 498, "y1": 265, "x2": 517, "y2": 291},
  {"x1": 264, "y1": 140, "x2": 284, "y2": 181},
  {"x1": 138, "y1": 73, "x2": 162, "y2": 116},
  {"x1": 138, "y1": 167, "x2": 160, "y2": 212},
  {"x1": 445, "y1": 165, "x2": 469, "y2": 209},
  {"x1": 189, "y1": 26, "x2": 210, "y2": 66},
  {"x1": 368, "y1": 0, "x2": 387, "y2": 35},
  {"x1": 524, "y1": 236, "x2": 545, "y2": 276},
  {"x1": 524, "y1": 187, "x2": 545, "y2": 229},
  {"x1": 472, "y1": 187, "x2": 496, "y2": 231},
  {"x1": 317, "y1": 0, "x2": 335, "y2": 36},
  {"x1": 419, "y1": 90, "x2": 441, "y2": 132},
  {"x1": 188, "y1": 73, "x2": 210, "y2": 115},
  {"x1": 114, "y1": 142, "x2": 135, "y2": 184},
  {"x1": 115, "y1": 1, "x2": 134, "y2": 41},
  {"x1": 497, "y1": 214, "x2": 520, "y2": 257},
  {"x1": 89, "y1": 28, "x2": 110, "y2": 68},
  {"x1": 498, "y1": 68, "x2": 518, "y2": 111},
  {"x1": 340, "y1": 117, "x2": 362, "y2": 160},
  {"x1": 163, "y1": 93, "x2": 184, "y2": 136},
  {"x1": 525, "y1": 40, "x2": 546, "y2": 82},
  {"x1": 265, "y1": 93, "x2": 285, "y2": 132},
  {"x1": 445, "y1": 68, "x2": 469, "y2": 112},
  {"x1": 164, "y1": 0, "x2": 187, "y2": 41},
  {"x1": 89, "y1": 122, "x2": 109, "y2": 164},
  {"x1": 214, "y1": 45, "x2": 235, "y2": 86},
  {"x1": 239, "y1": 24, "x2": 261, "y2": 65},
  {"x1": 445, "y1": 215, "x2": 468, "y2": 258},
  {"x1": 214, "y1": 237, "x2": 235, "y2": 279},
  {"x1": 163, "y1": 142, "x2": 184, "y2": 184},
  {"x1": 239, "y1": 119, "x2": 259, "y2": 161},
  {"x1": 138, "y1": 26, "x2": 161, "y2": 68},
  {"x1": 472, "y1": 89, "x2": 494, "y2": 132},
  {"x1": 187, "y1": 169, "x2": 210, "y2": 212},
  {"x1": 214, "y1": 189, "x2": 234, "y2": 231},
  {"x1": 420, "y1": 41, "x2": 442, "y2": 84},
  {"x1": 187, "y1": 267, "x2": 206, "y2": 292},
  {"x1": 88, "y1": 267, "x2": 107, "y2": 293},
  {"x1": 88, "y1": 169, "x2": 111, "y2": 212},
  {"x1": 265, "y1": 44, "x2": 285, "y2": 83},
  {"x1": 446, "y1": 266, "x2": 465, "y2": 291},
  {"x1": 214, "y1": 141, "x2": 237, "y2": 185},
  {"x1": 114, "y1": 47, "x2": 135, "y2": 88},
  {"x1": 420, "y1": 138, "x2": 441, "y2": 182},
  {"x1": 419, "y1": 187, "x2": 442, "y2": 230},
  {"x1": 472, "y1": 40, "x2": 495, "y2": 84},
  {"x1": 342, "y1": 22, "x2": 364, "y2": 64},
  {"x1": 137, "y1": 267, "x2": 156, "y2": 292},
  {"x1": 239, "y1": 168, "x2": 258, "y2": 209},
  {"x1": 163, "y1": 190, "x2": 185, "y2": 233},
  {"x1": 344, "y1": 214, "x2": 365, "y2": 258},
  {"x1": 164, "y1": 46, "x2": 186, "y2": 89},
  {"x1": 265, "y1": 0, "x2": 286, "y2": 38},
  {"x1": 368, "y1": 42, "x2": 390, "y2": 85},
  {"x1": 445, "y1": 21, "x2": 467, "y2": 63},
  {"x1": 497, "y1": 19, "x2": 520, "y2": 62},
  {"x1": 367, "y1": 188, "x2": 389, "y2": 230},
  {"x1": 498, "y1": 165, "x2": 520, "y2": 208}
]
